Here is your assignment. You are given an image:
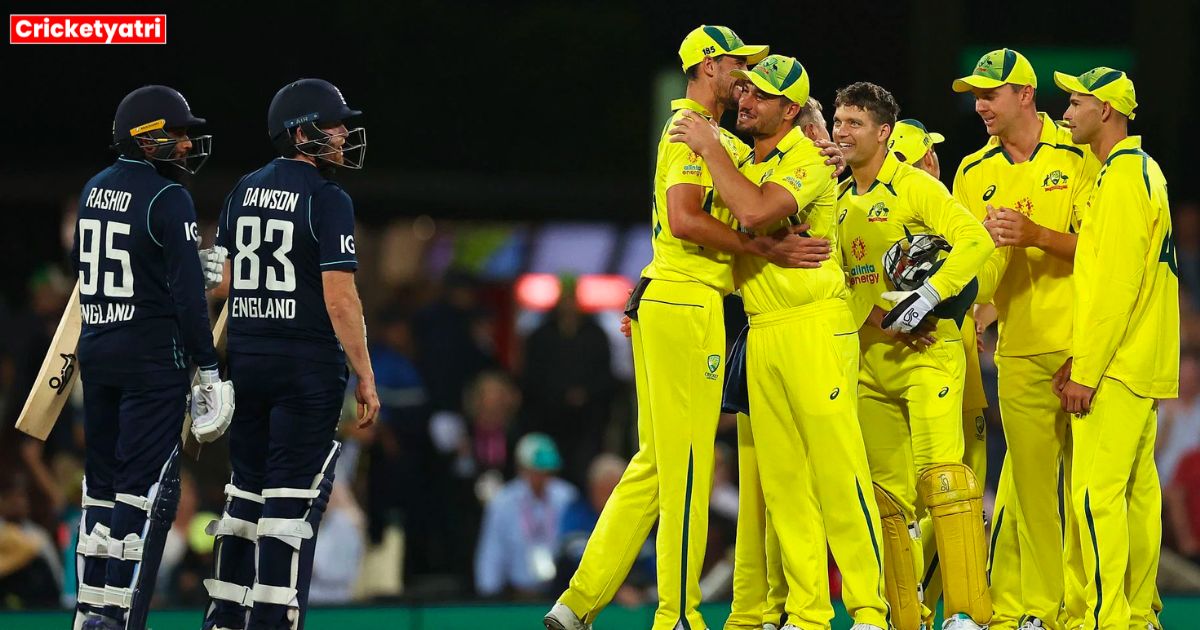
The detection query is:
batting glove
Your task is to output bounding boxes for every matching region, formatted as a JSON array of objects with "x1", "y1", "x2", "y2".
[
  {"x1": 191, "y1": 368, "x2": 235, "y2": 443},
  {"x1": 199, "y1": 246, "x2": 228, "y2": 290},
  {"x1": 881, "y1": 283, "x2": 941, "y2": 334}
]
